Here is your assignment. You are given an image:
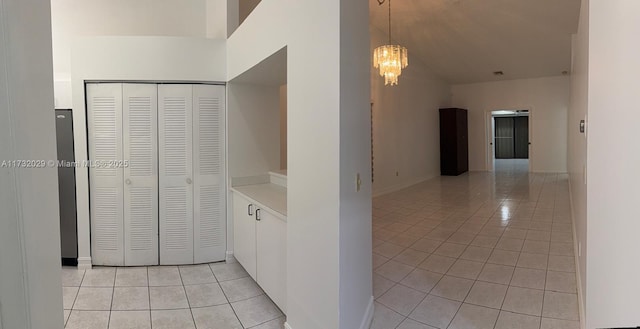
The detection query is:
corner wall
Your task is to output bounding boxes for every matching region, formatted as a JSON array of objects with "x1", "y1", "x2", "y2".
[
  {"x1": 370, "y1": 26, "x2": 451, "y2": 196},
  {"x1": 568, "y1": 0, "x2": 589, "y2": 326},
  {"x1": 452, "y1": 76, "x2": 570, "y2": 172},
  {"x1": 585, "y1": 1, "x2": 640, "y2": 327}
]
